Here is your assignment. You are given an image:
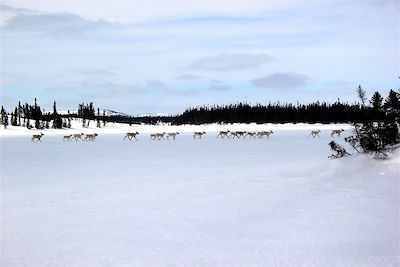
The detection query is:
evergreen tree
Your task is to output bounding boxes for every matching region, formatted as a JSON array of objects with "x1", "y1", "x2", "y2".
[
  {"x1": 18, "y1": 101, "x2": 22, "y2": 126},
  {"x1": 35, "y1": 118, "x2": 40, "y2": 129},
  {"x1": 26, "y1": 117, "x2": 31, "y2": 129},
  {"x1": 97, "y1": 108, "x2": 101, "y2": 128},
  {"x1": 89, "y1": 102, "x2": 94, "y2": 120},
  {"x1": 384, "y1": 89, "x2": 400, "y2": 124},
  {"x1": 371, "y1": 92, "x2": 383, "y2": 110},
  {"x1": 382, "y1": 89, "x2": 400, "y2": 146},
  {"x1": 13, "y1": 107, "x2": 18, "y2": 126},
  {"x1": 103, "y1": 110, "x2": 107, "y2": 126},
  {"x1": 0, "y1": 106, "x2": 5, "y2": 125},
  {"x1": 1, "y1": 106, "x2": 9, "y2": 128},
  {"x1": 357, "y1": 85, "x2": 367, "y2": 106},
  {"x1": 345, "y1": 89, "x2": 400, "y2": 156},
  {"x1": 10, "y1": 111, "x2": 18, "y2": 126},
  {"x1": 52, "y1": 101, "x2": 62, "y2": 129},
  {"x1": 4, "y1": 110, "x2": 8, "y2": 129}
]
